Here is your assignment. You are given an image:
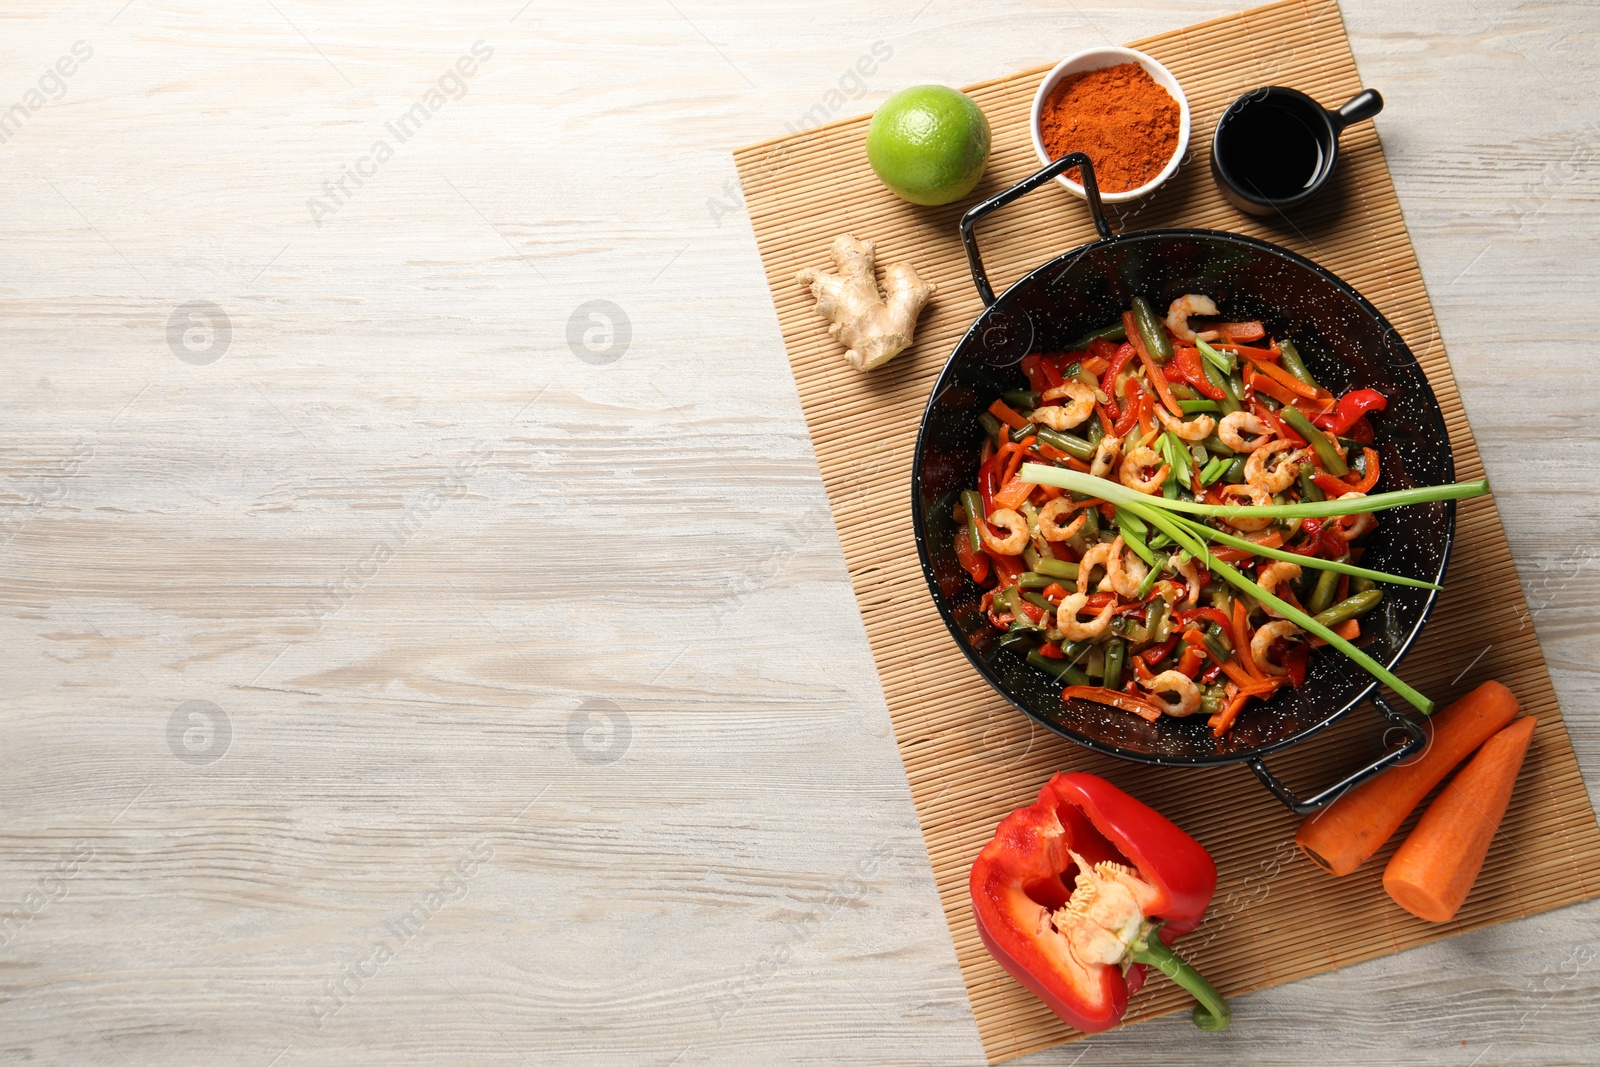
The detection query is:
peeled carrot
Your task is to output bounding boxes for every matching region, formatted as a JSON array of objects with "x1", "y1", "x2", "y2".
[
  {"x1": 1294, "y1": 680, "x2": 1520, "y2": 876},
  {"x1": 1383, "y1": 717, "x2": 1536, "y2": 922}
]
